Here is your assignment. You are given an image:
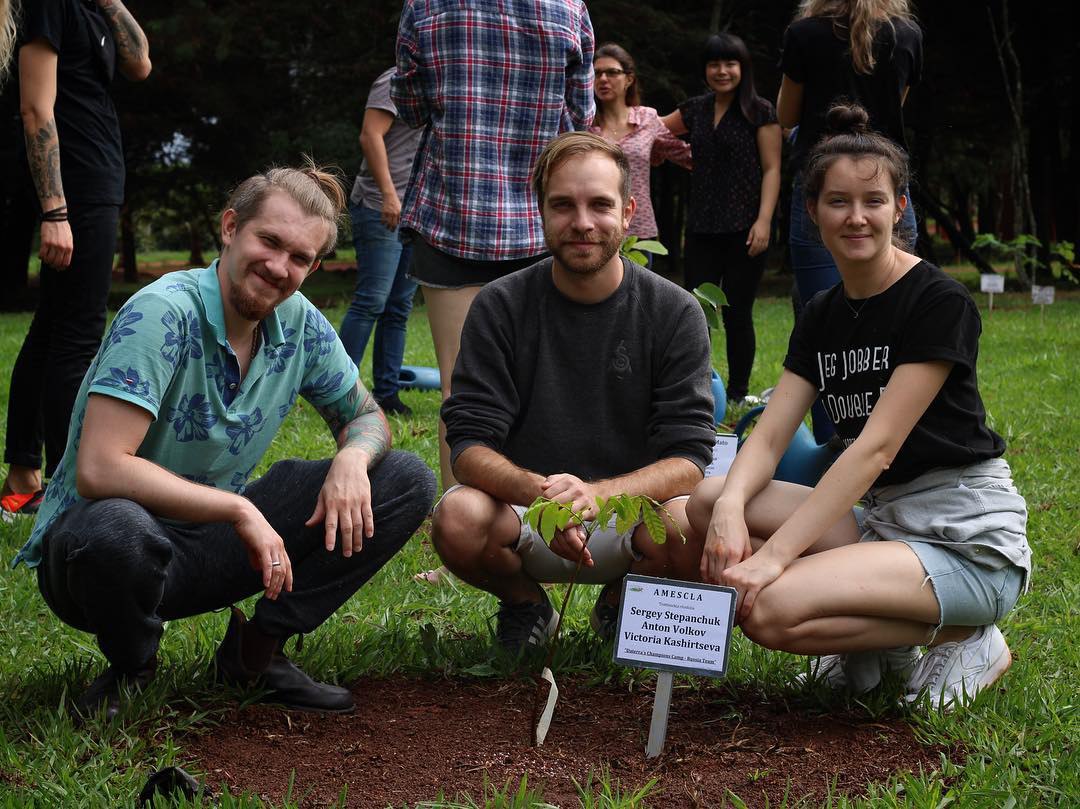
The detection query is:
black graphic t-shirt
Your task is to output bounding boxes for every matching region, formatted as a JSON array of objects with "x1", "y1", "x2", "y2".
[{"x1": 784, "y1": 261, "x2": 1004, "y2": 486}]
